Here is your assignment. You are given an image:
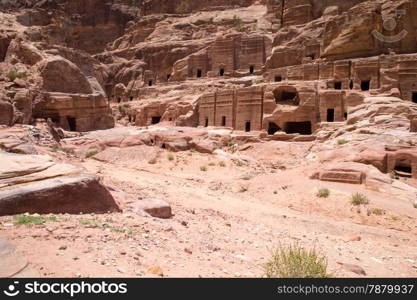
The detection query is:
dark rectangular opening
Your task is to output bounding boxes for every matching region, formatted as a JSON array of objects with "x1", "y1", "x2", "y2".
[
  {"x1": 151, "y1": 116, "x2": 161, "y2": 124},
  {"x1": 306, "y1": 54, "x2": 315, "y2": 60},
  {"x1": 245, "y1": 121, "x2": 251, "y2": 132},
  {"x1": 361, "y1": 80, "x2": 370, "y2": 91},
  {"x1": 394, "y1": 165, "x2": 412, "y2": 178},
  {"x1": 268, "y1": 122, "x2": 280, "y2": 135},
  {"x1": 197, "y1": 69, "x2": 202, "y2": 78},
  {"x1": 167, "y1": 74, "x2": 171, "y2": 80},
  {"x1": 221, "y1": 116, "x2": 226, "y2": 126},
  {"x1": 67, "y1": 116, "x2": 77, "y2": 131},
  {"x1": 412, "y1": 92, "x2": 417, "y2": 103},
  {"x1": 275, "y1": 76, "x2": 282, "y2": 82},
  {"x1": 327, "y1": 108, "x2": 335, "y2": 122},
  {"x1": 219, "y1": 68, "x2": 225, "y2": 76},
  {"x1": 148, "y1": 80, "x2": 153, "y2": 87},
  {"x1": 282, "y1": 91, "x2": 297, "y2": 101},
  {"x1": 249, "y1": 66, "x2": 254, "y2": 74},
  {"x1": 51, "y1": 116, "x2": 60, "y2": 125},
  {"x1": 130, "y1": 96, "x2": 133, "y2": 101},
  {"x1": 285, "y1": 121, "x2": 312, "y2": 135},
  {"x1": 205, "y1": 118, "x2": 209, "y2": 127},
  {"x1": 344, "y1": 112, "x2": 348, "y2": 120},
  {"x1": 334, "y1": 81, "x2": 342, "y2": 90}
]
